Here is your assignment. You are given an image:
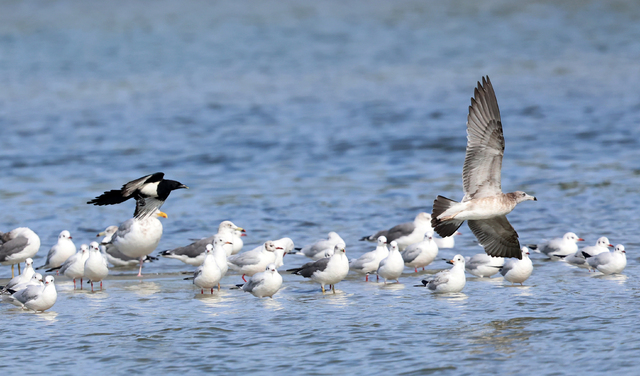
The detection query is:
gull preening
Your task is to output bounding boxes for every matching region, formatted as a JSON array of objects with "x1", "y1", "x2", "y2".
[
  {"x1": 419, "y1": 255, "x2": 466, "y2": 293},
  {"x1": 584, "y1": 244, "x2": 626, "y2": 275},
  {"x1": 401, "y1": 232, "x2": 439, "y2": 273},
  {"x1": 530, "y1": 232, "x2": 584, "y2": 260},
  {"x1": 288, "y1": 243, "x2": 349, "y2": 294},
  {"x1": 497, "y1": 246, "x2": 533, "y2": 285},
  {"x1": 360, "y1": 212, "x2": 433, "y2": 250},
  {"x1": 37, "y1": 230, "x2": 76, "y2": 272},
  {"x1": 431, "y1": 77, "x2": 536, "y2": 259},
  {"x1": 0, "y1": 227, "x2": 41, "y2": 278},
  {"x1": 239, "y1": 263, "x2": 283, "y2": 298}
]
